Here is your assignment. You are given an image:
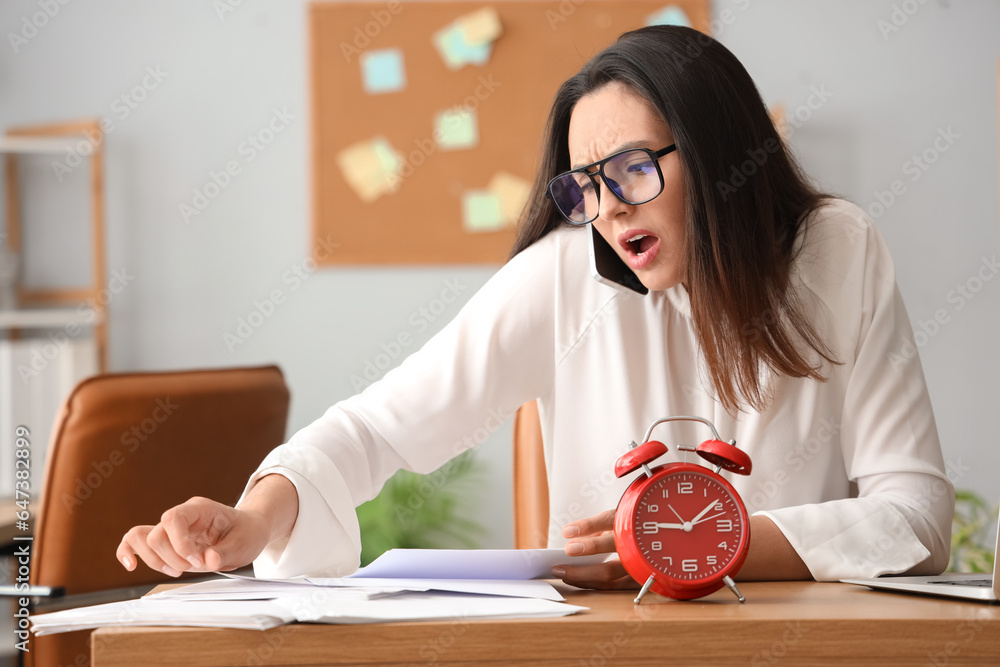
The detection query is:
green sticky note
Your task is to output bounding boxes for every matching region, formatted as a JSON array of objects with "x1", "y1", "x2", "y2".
[
  {"x1": 435, "y1": 108, "x2": 478, "y2": 151},
  {"x1": 462, "y1": 190, "x2": 504, "y2": 233}
]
